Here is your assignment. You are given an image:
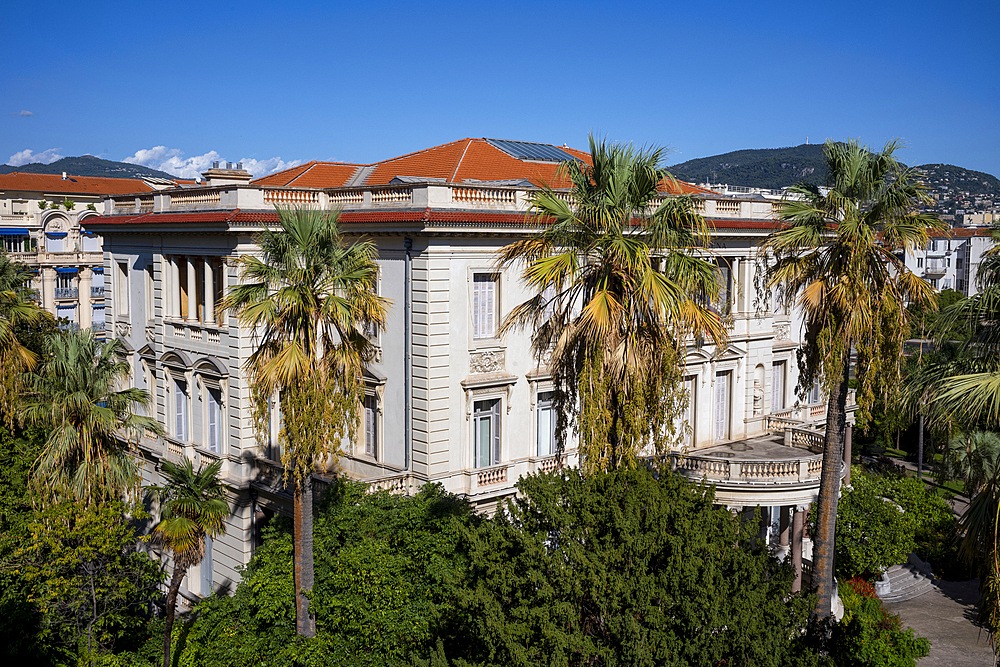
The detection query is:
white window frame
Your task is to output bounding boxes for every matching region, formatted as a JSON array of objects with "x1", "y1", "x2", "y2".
[
  {"x1": 681, "y1": 375, "x2": 697, "y2": 448},
  {"x1": 473, "y1": 397, "x2": 502, "y2": 469},
  {"x1": 771, "y1": 360, "x2": 786, "y2": 412},
  {"x1": 713, "y1": 370, "x2": 731, "y2": 442},
  {"x1": 116, "y1": 260, "x2": 130, "y2": 317},
  {"x1": 173, "y1": 376, "x2": 188, "y2": 441},
  {"x1": 536, "y1": 390, "x2": 557, "y2": 457},
  {"x1": 206, "y1": 386, "x2": 223, "y2": 454},
  {"x1": 471, "y1": 272, "x2": 500, "y2": 342}
]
